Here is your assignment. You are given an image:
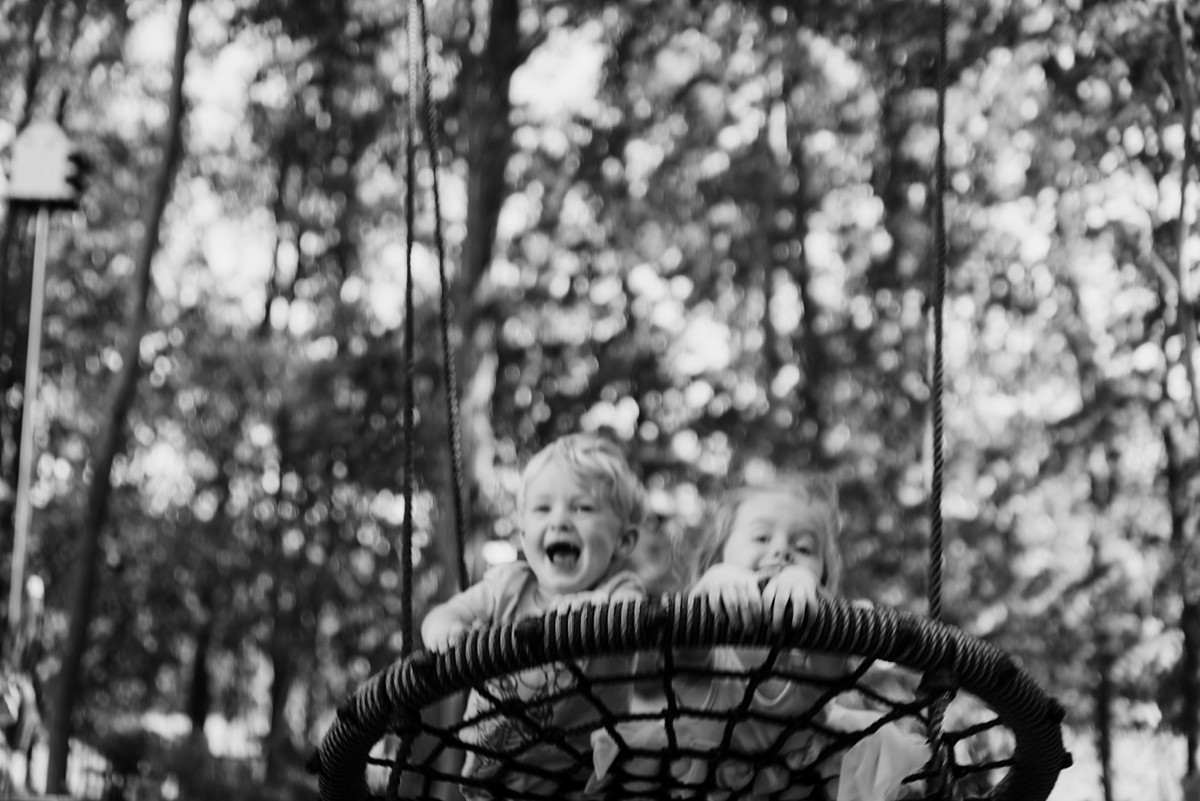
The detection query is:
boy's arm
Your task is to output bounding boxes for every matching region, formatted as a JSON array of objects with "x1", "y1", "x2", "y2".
[{"x1": 420, "y1": 581, "x2": 496, "y2": 653}]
